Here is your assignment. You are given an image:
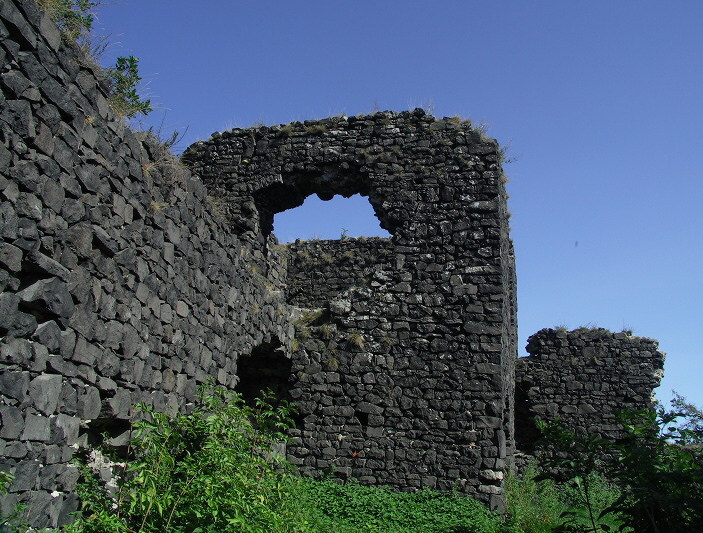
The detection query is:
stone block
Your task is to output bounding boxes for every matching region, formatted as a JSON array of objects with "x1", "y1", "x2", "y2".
[
  {"x1": 29, "y1": 374, "x2": 62, "y2": 415},
  {"x1": 76, "y1": 386, "x2": 101, "y2": 420},
  {"x1": 0, "y1": 369, "x2": 30, "y2": 400},
  {"x1": 0, "y1": 242, "x2": 23, "y2": 271},
  {"x1": 0, "y1": 405, "x2": 24, "y2": 439},
  {"x1": 32, "y1": 320, "x2": 62, "y2": 353},
  {"x1": 21, "y1": 414, "x2": 50, "y2": 441},
  {"x1": 18, "y1": 277, "x2": 74, "y2": 318}
]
